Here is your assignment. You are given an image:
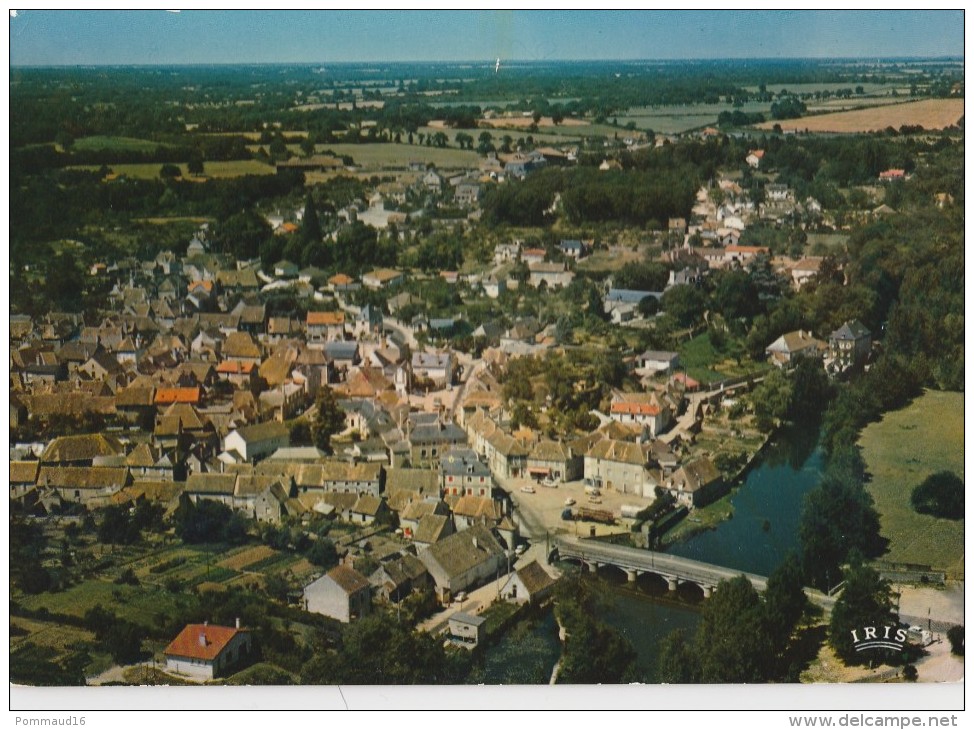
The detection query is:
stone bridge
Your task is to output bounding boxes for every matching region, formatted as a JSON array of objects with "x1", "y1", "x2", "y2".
[
  {"x1": 551, "y1": 536, "x2": 835, "y2": 609},
  {"x1": 551, "y1": 536, "x2": 768, "y2": 597}
]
